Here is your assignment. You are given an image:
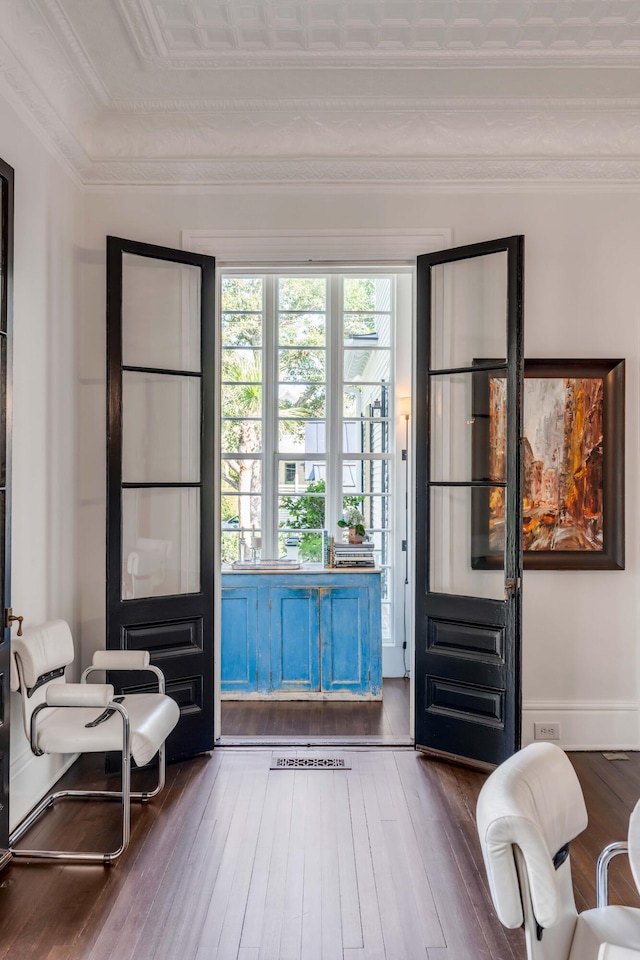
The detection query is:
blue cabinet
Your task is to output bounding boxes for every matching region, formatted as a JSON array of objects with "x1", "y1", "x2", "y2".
[{"x1": 221, "y1": 570, "x2": 382, "y2": 699}]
